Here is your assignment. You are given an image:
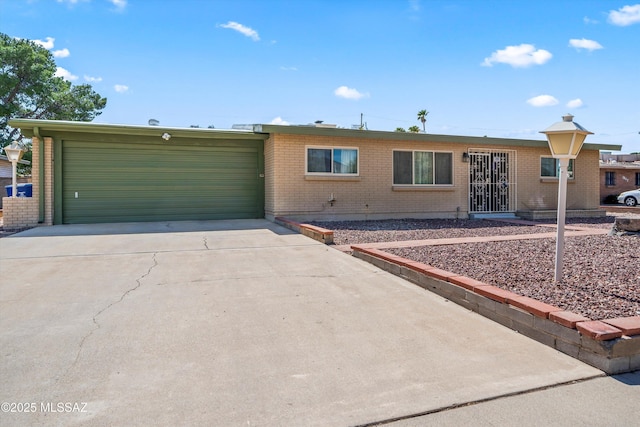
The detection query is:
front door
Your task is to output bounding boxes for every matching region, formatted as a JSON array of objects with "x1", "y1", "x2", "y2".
[{"x1": 469, "y1": 150, "x2": 516, "y2": 214}]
